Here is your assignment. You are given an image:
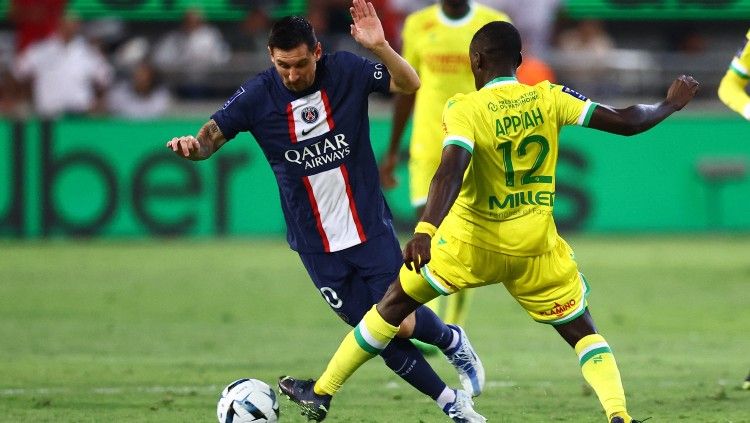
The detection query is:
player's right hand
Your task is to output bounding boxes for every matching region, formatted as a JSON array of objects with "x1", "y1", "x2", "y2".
[
  {"x1": 379, "y1": 152, "x2": 399, "y2": 189},
  {"x1": 666, "y1": 75, "x2": 699, "y2": 111},
  {"x1": 403, "y1": 234, "x2": 431, "y2": 273},
  {"x1": 166, "y1": 136, "x2": 200, "y2": 158}
]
